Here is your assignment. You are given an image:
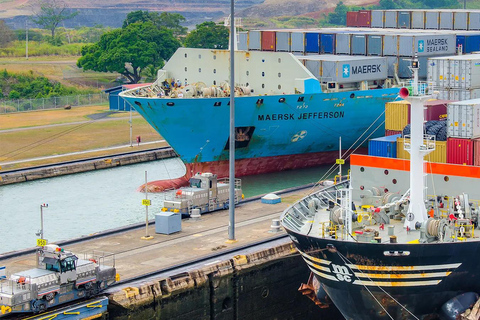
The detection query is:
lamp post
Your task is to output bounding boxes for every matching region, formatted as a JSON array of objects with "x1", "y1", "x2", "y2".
[{"x1": 39, "y1": 203, "x2": 48, "y2": 240}]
